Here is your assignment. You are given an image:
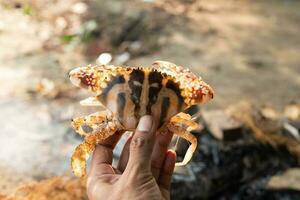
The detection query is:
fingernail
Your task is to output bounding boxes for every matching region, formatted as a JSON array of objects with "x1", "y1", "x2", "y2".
[{"x1": 137, "y1": 115, "x2": 153, "y2": 132}]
